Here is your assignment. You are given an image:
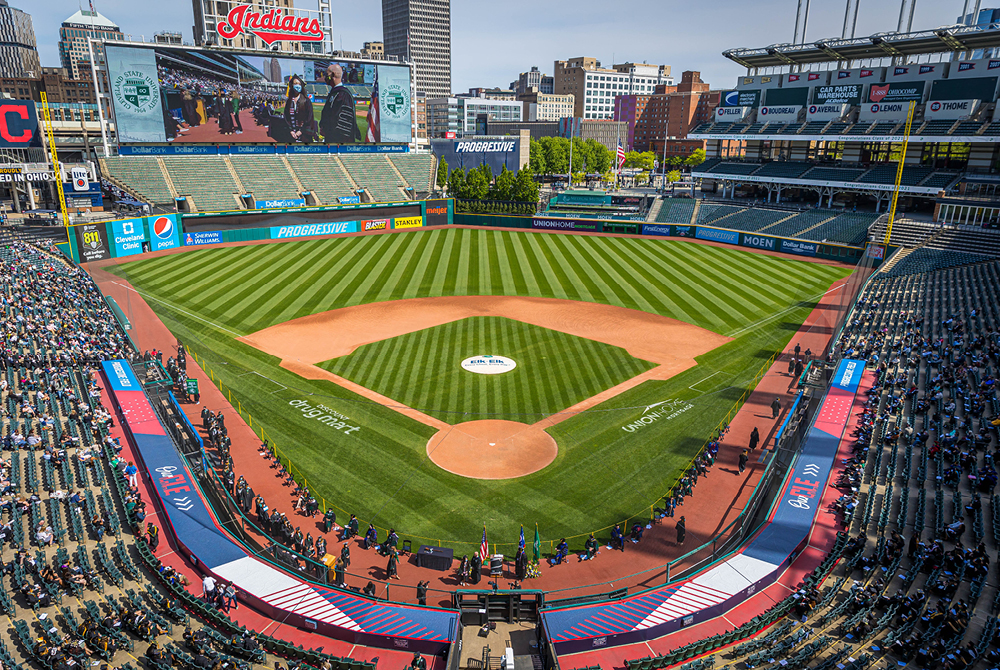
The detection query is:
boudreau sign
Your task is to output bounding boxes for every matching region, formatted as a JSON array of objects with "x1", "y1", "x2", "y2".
[{"x1": 218, "y1": 4, "x2": 324, "y2": 46}]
